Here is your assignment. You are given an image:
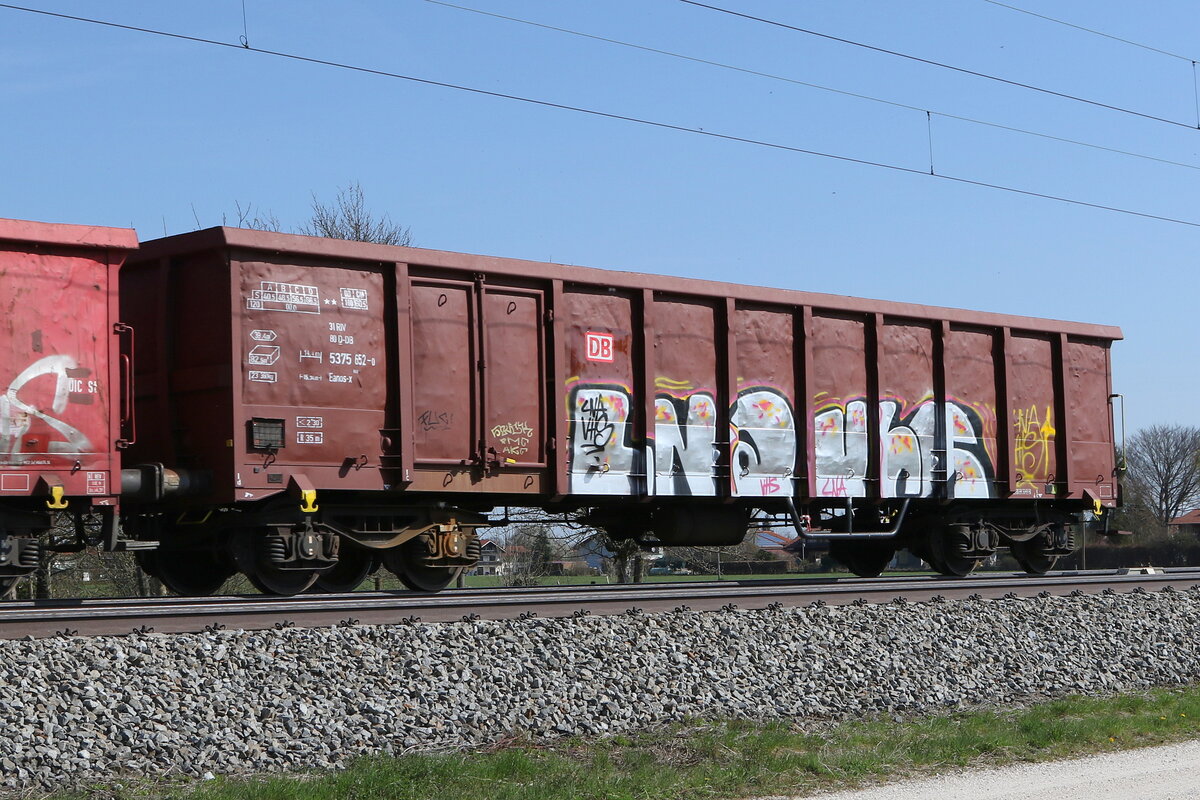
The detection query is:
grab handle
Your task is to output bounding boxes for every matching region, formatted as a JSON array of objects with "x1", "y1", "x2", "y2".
[{"x1": 114, "y1": 322, "x2": 136, "y2": 448}]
